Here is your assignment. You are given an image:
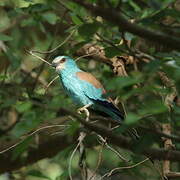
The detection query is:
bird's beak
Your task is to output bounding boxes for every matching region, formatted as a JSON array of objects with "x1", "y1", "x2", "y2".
[{"x1": 51, "y1": 62, "x2": 56, "y2": 68}]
